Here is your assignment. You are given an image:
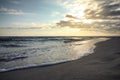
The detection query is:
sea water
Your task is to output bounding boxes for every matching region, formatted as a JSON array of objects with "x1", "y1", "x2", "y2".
[{"x1": 0, "y1": 37, "x2": 109, "y2": 72}]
